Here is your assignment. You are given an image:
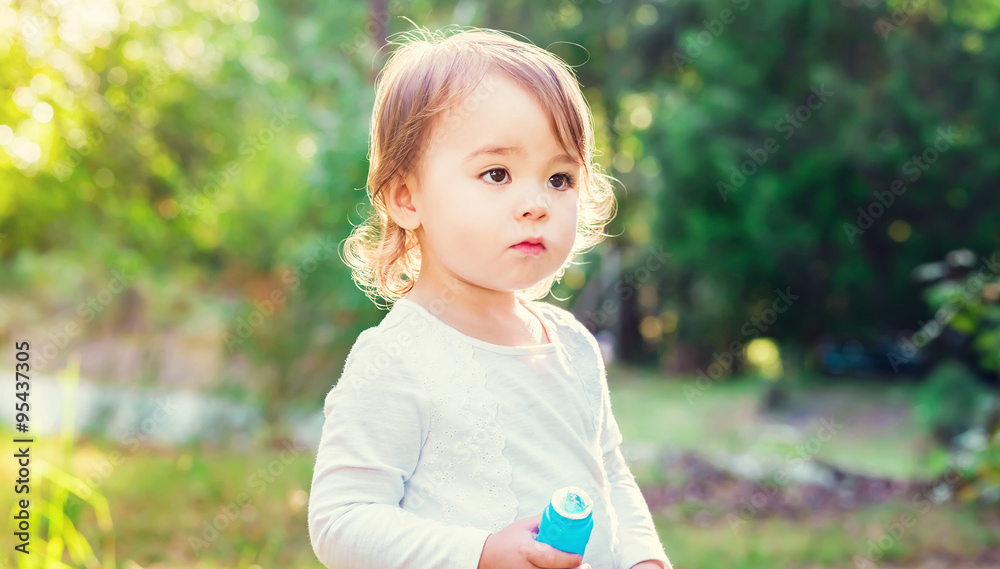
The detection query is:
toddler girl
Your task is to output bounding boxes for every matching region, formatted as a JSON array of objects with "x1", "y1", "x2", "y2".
[{"x1": 308, "y1": 26, "x2": 672, "y2": 569}]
